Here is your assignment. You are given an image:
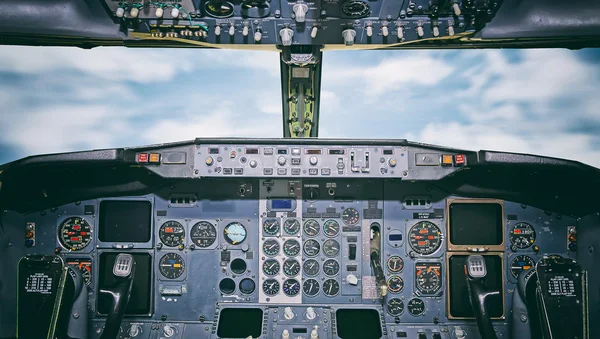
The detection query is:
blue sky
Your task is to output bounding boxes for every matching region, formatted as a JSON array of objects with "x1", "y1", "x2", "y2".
[{"x1": 0, "y1": 46, "x2": 599, "y2": 168}]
